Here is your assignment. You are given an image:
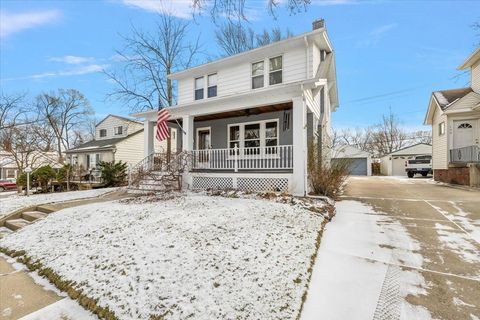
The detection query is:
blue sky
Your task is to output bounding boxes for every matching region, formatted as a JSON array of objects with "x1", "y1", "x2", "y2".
[{"x1": 1, "y1": 0, "x2": 479, "y2": 132}]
